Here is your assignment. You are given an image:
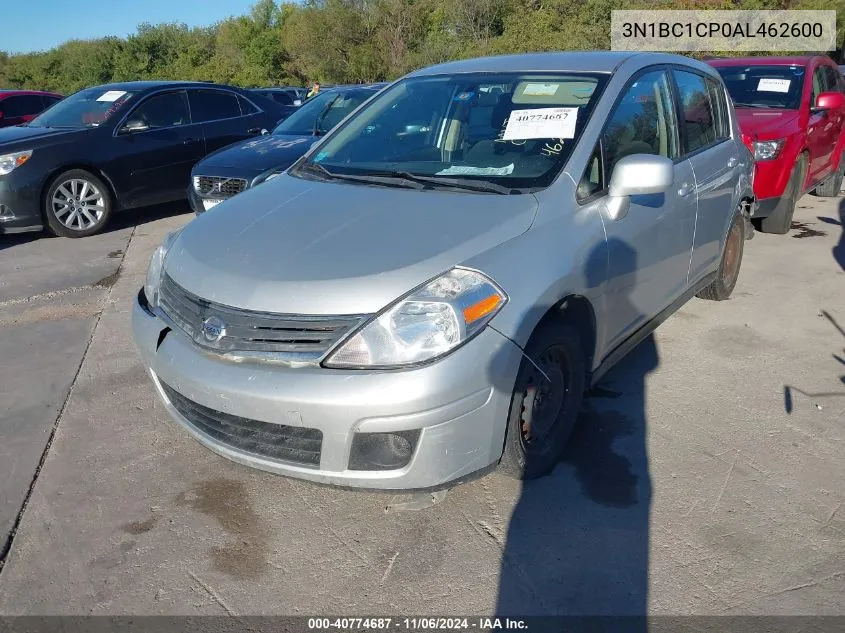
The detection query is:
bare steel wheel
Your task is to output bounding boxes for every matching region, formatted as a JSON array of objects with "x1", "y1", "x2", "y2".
[
  {"x1": 44, "y1": 169, "x2": 112, "y2": 238},
  {"x1": 500, "y1": 320, "x2": 586, "y2": 480},
  {"x1": 696, "y1": 212, "x2": 745, "y2": 301}
]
